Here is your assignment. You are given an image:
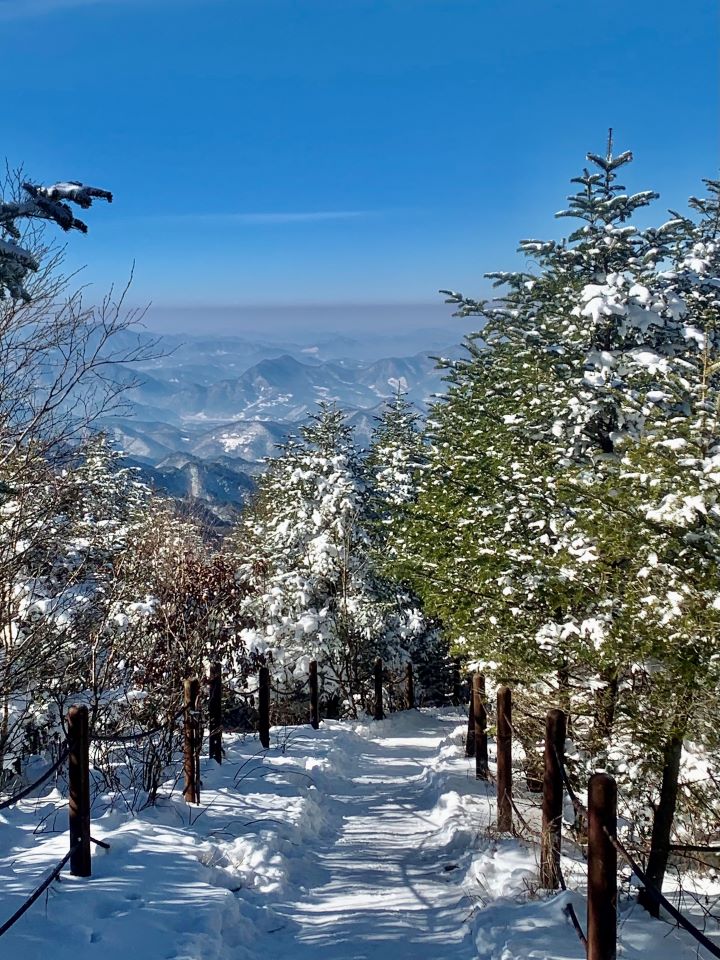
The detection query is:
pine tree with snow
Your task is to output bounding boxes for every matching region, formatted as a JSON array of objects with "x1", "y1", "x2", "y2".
[
  {"x1": 237, "y1": 402, "x2": 447, "y2": 715},
  {"x1": 406, "y1": 138, "x2": 689, "y2": 682},
  {"x1": 365, "y1": 393, "x2": 452, "y2": 702},
  {"x1": 397, "y1": 139, "x2": 720, "y2": 884},
  {"x1": 237, "y1": 403, "x2": 373, "y2": 713},
  {"x1": 0, "y1": 178, "x2": 112, "y2": 301},
  {"x1": 366, "y1": 391, "x2": 425, "y2": 513}
]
